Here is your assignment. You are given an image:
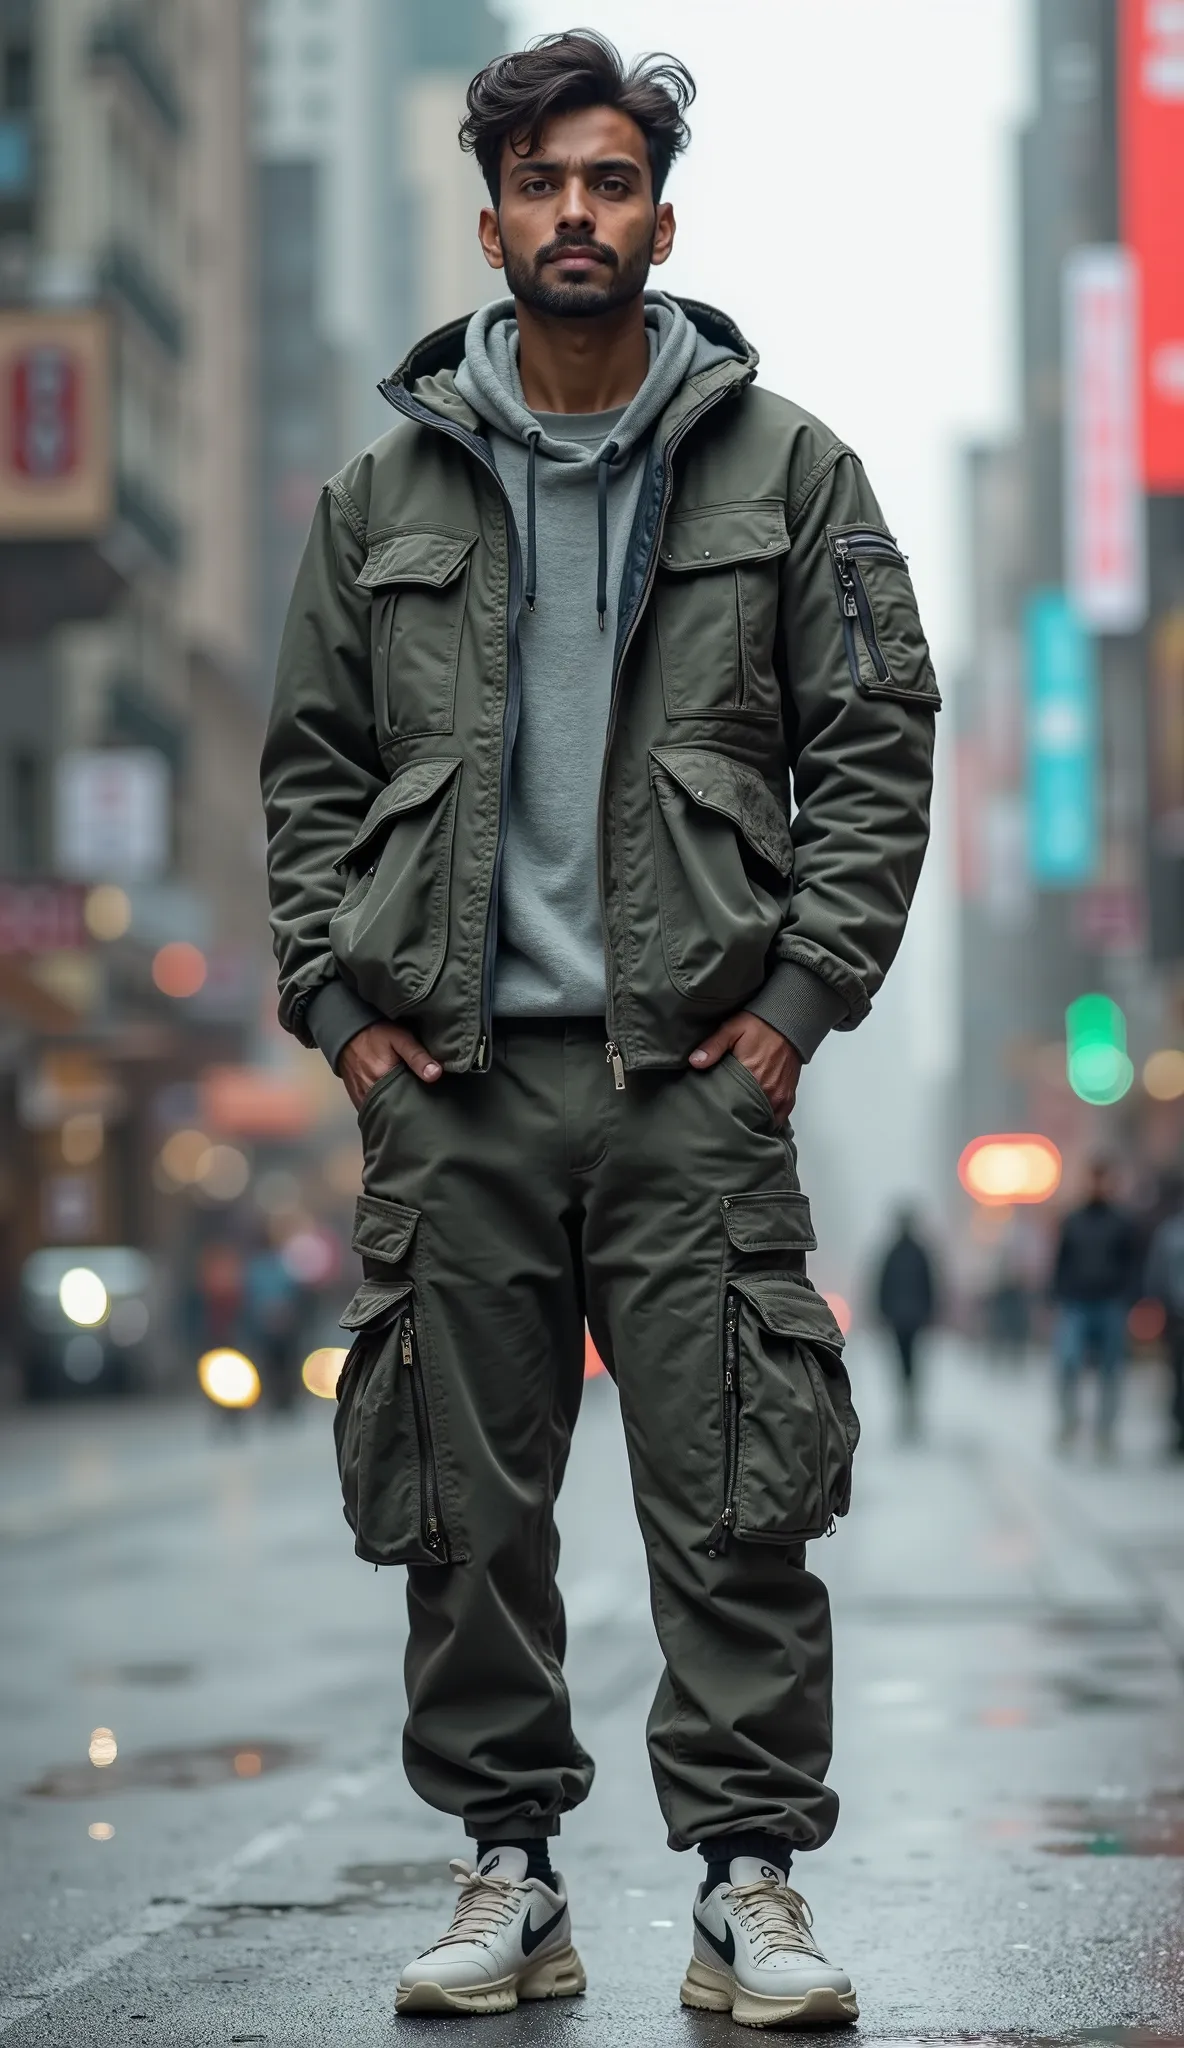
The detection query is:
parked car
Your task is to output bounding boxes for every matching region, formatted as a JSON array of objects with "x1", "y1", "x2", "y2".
[{"x1": 20, "y1": 1246, "x2": 159, "y2": 1401}]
